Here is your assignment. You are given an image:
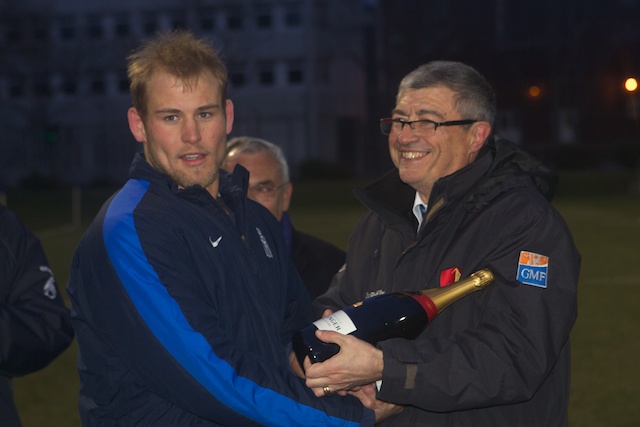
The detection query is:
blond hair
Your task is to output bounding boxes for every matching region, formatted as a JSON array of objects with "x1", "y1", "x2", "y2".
[{"x1": 127, "y1": 30, "x2": 228, "y2": 118}]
